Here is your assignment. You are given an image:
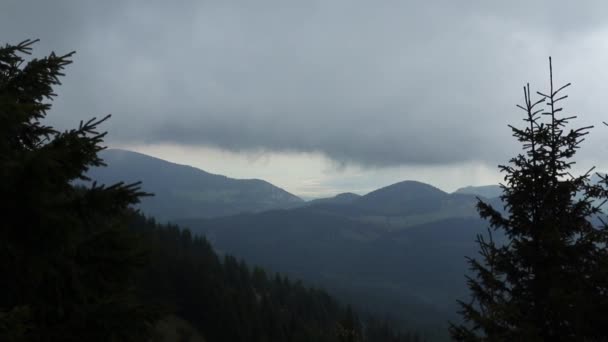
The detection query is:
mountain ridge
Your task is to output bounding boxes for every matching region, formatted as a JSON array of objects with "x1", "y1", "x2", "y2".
[
  {"x1": 453, "y1": 184, "x2": 502, "y2": 199},
  {"x1": 85, "y1": 148, "x2": 304, "y2": 220}
]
